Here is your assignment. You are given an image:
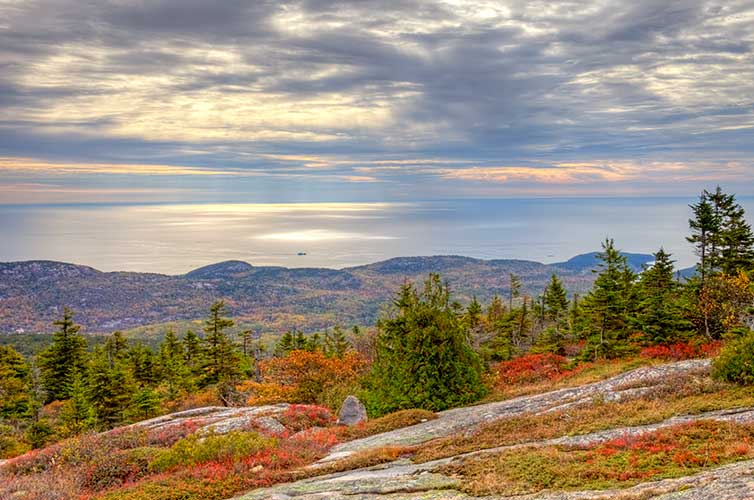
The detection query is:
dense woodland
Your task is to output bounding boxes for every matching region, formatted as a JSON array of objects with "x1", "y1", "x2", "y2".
[{"x1": 2, "y1": 186, "x2": 754, "y2": 459}]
